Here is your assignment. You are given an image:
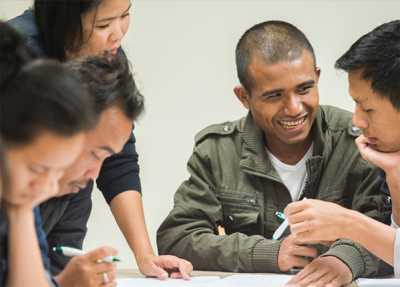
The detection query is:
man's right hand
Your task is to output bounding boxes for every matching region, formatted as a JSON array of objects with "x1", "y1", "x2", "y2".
[
  {"x1": 54, "y1": 247, "x2": 118, "y2": 287},
  {"x1": 277, "y1": 234, "x2": 320, "y2": 272}
]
